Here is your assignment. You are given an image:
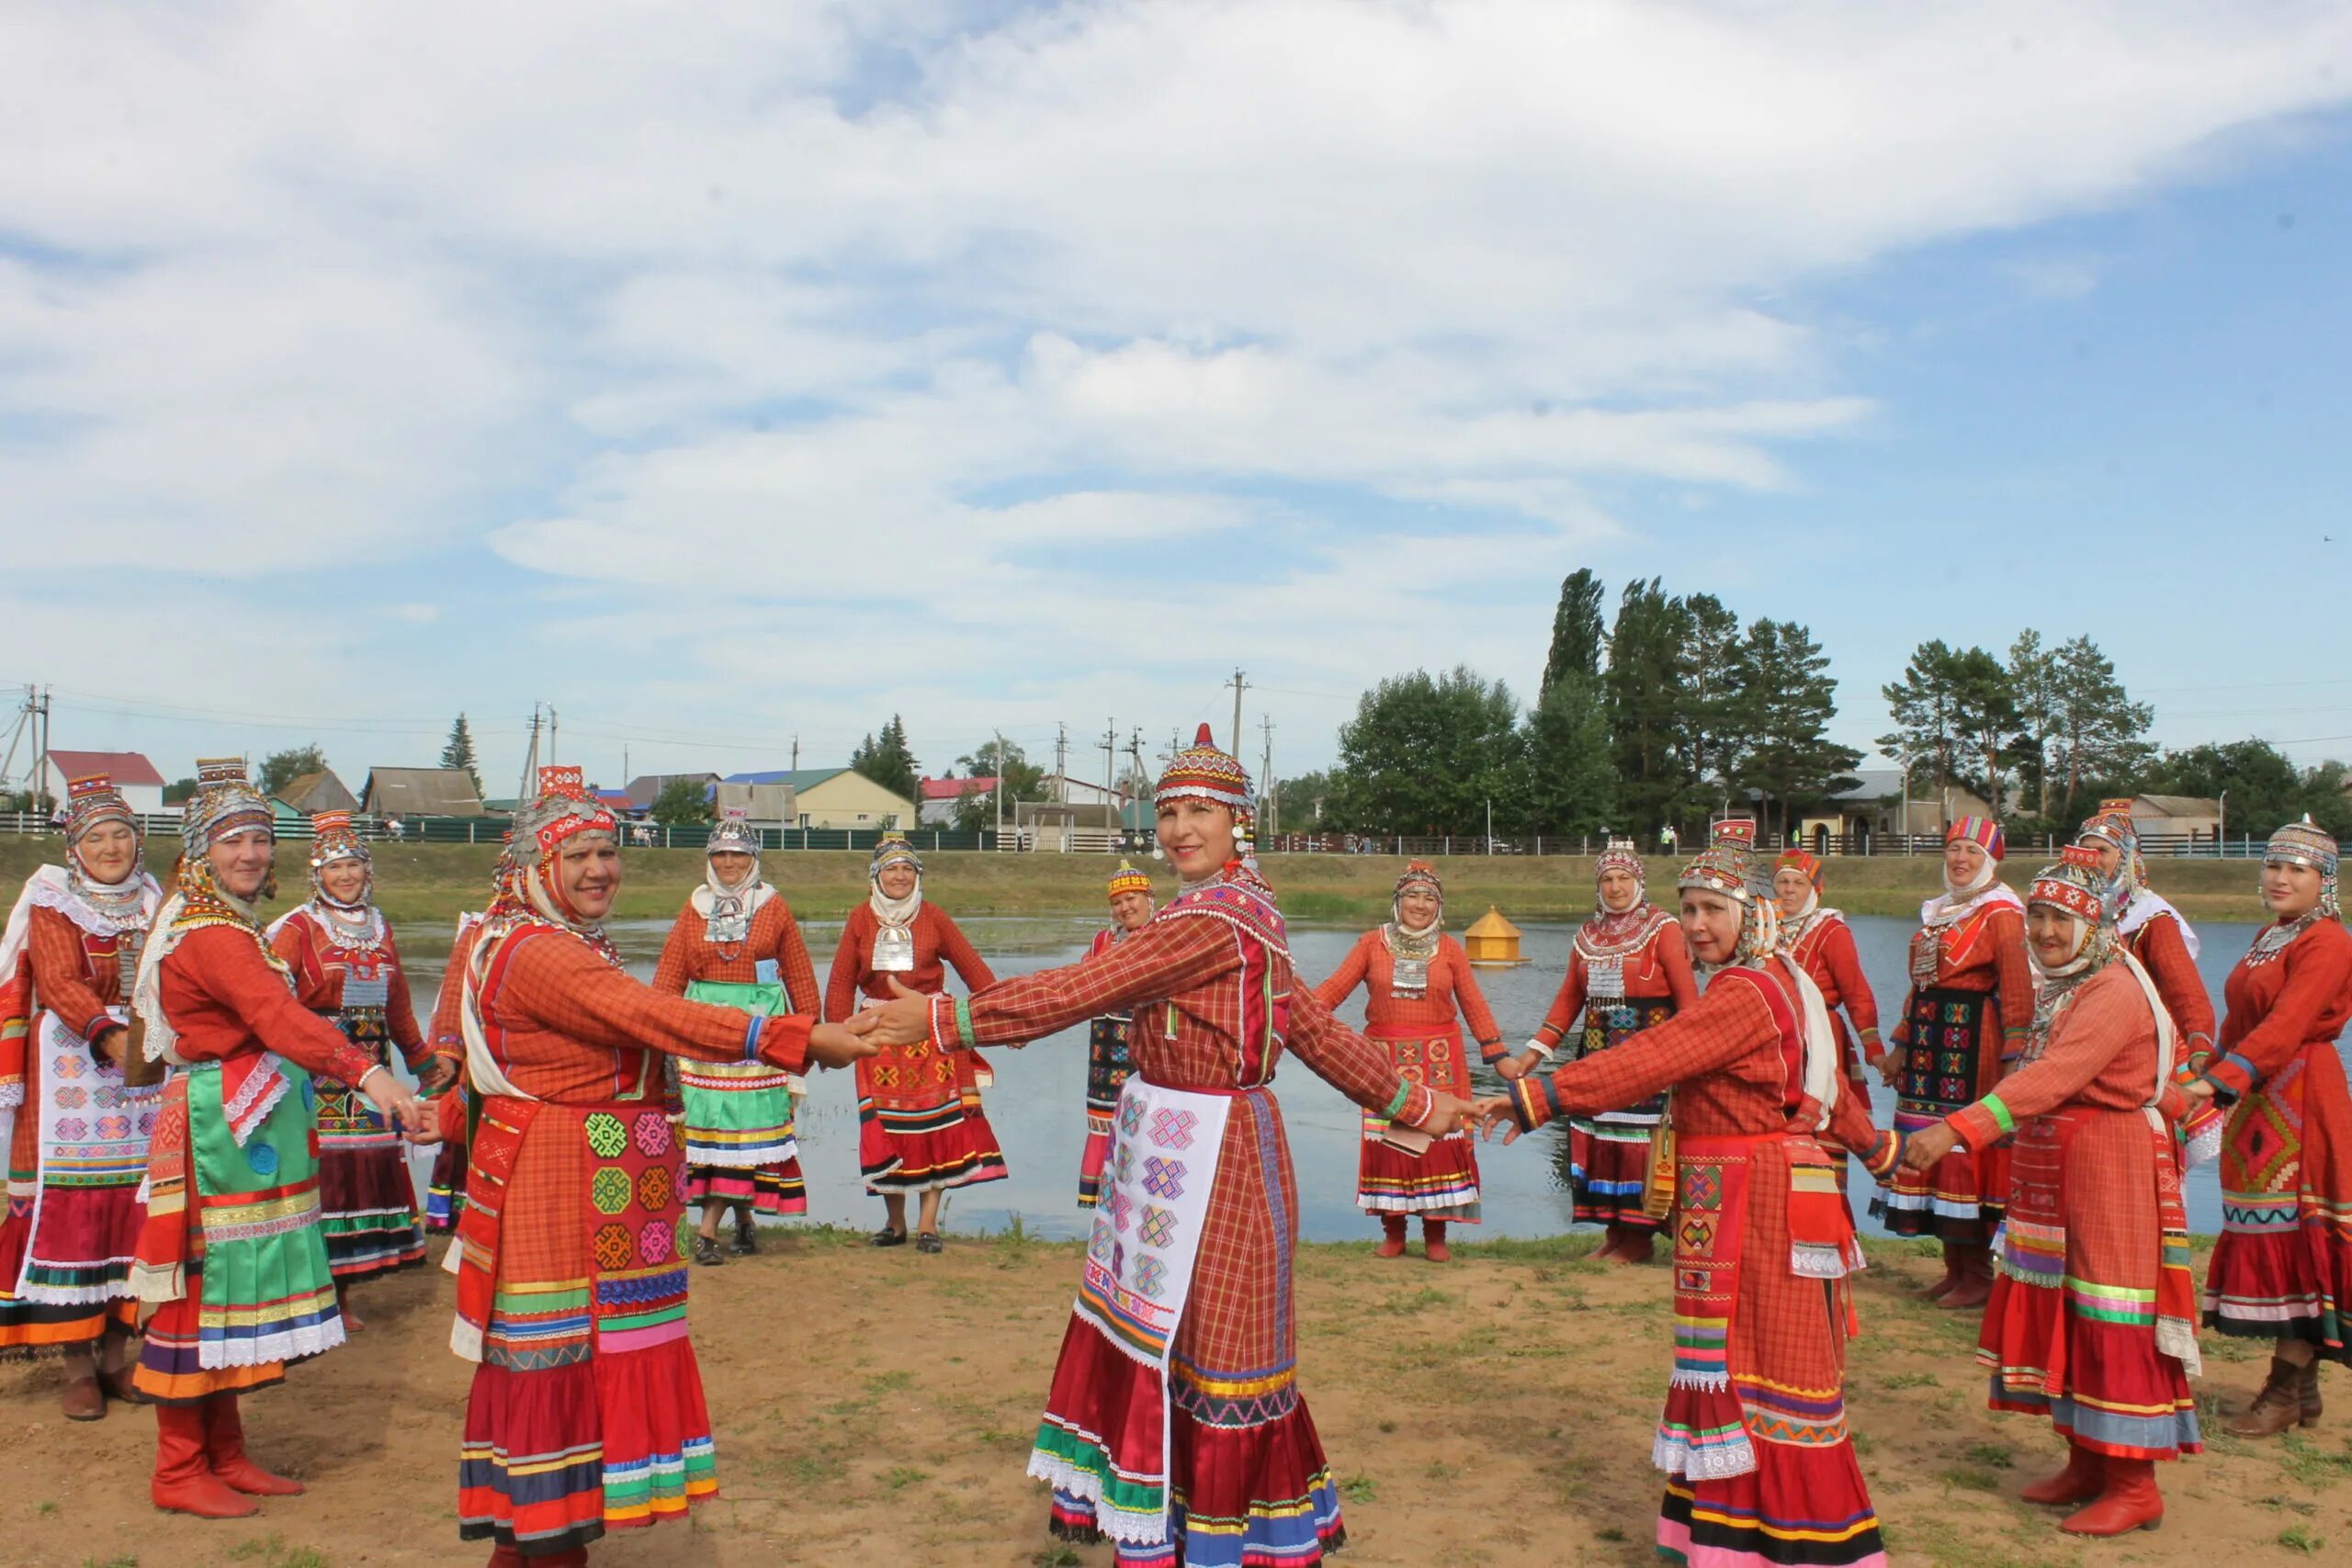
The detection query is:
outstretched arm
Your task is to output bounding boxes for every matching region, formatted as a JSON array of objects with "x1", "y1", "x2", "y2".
[
  {"x1": 1988, "y1": 907, "x2": 2034, "y2": 1066},
  {"x1": 28, "y1": 905, "x2": 128, "y2": 1046},
  {"x1": 2203, "y1": 930, "x2": 2352, "y2": 1102},
  {"x1": 503, "y1": 931, "x2": 813, "y2": 1076},
  {"x1": 1504, "y1": 978, "x2": 1759, "y2": 1133},
  {"x1": 930, "y1": 913, "x2": 1240, "y2": 1049},
  {"x1": 933, "y1": 909, "x2": 999, "y2": 993},
  {"x1": 1445, "y1": 941, "x2": 1507, "y2": 1061},
  {"x1": 1286, "y1": 984, "x2": 1439, "y2": 1127}
]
